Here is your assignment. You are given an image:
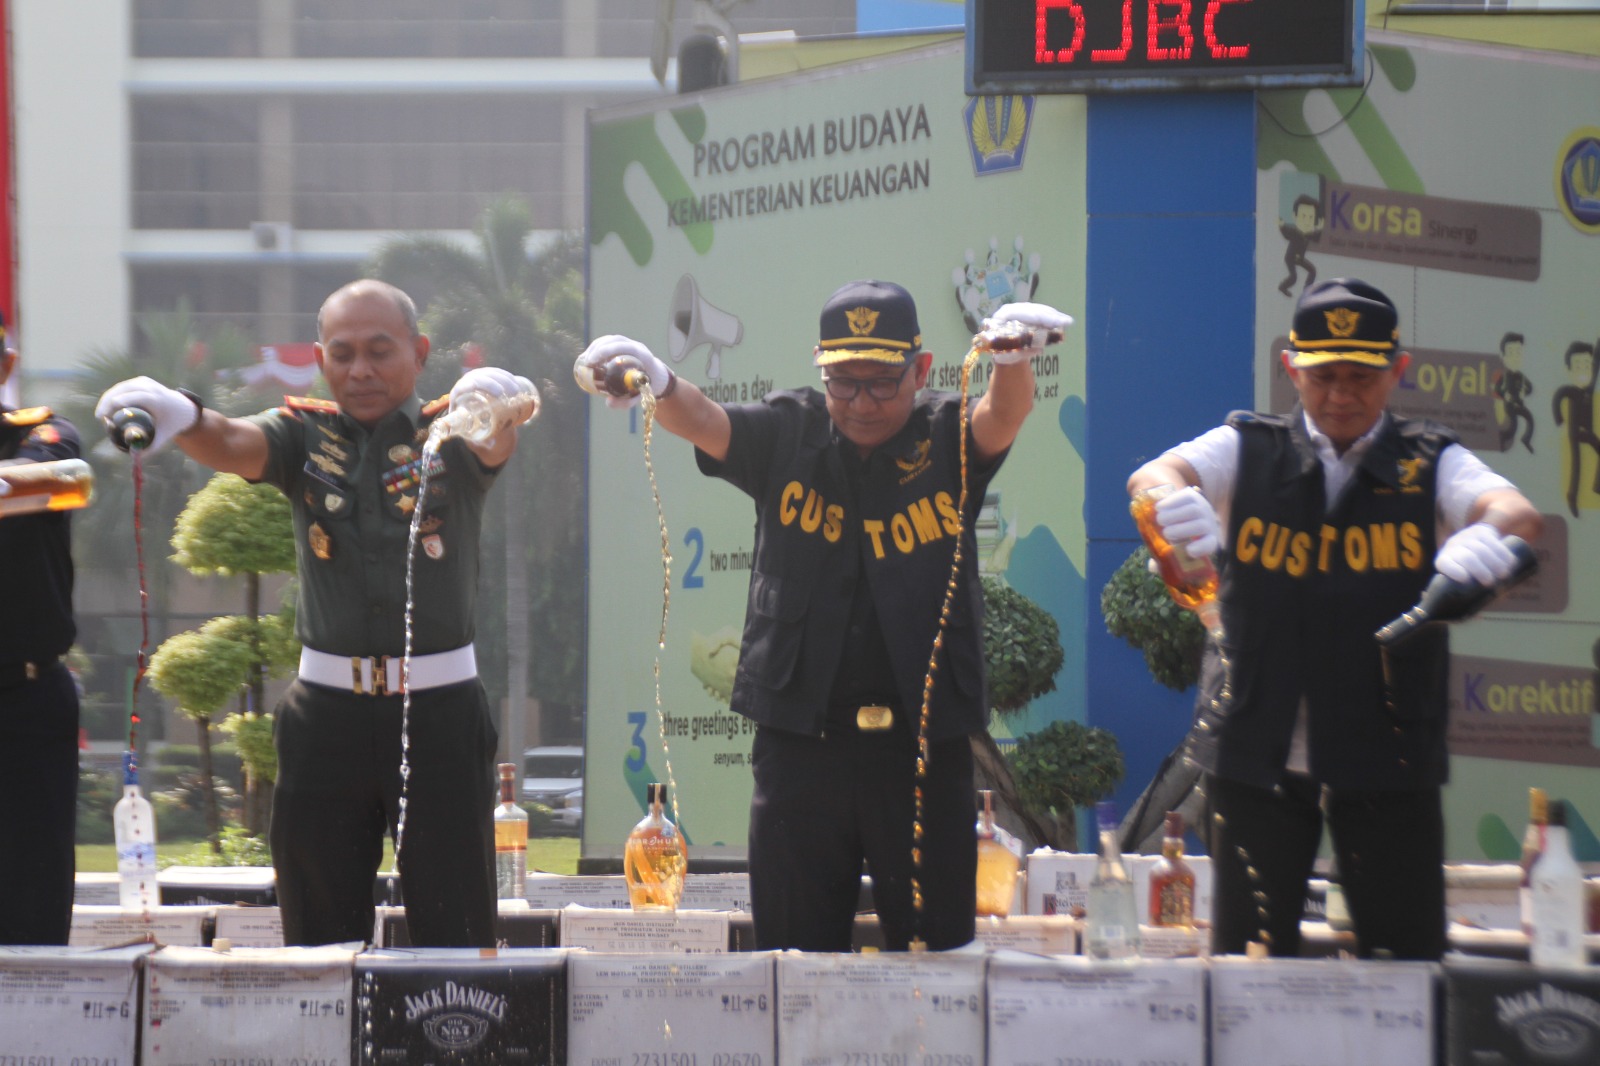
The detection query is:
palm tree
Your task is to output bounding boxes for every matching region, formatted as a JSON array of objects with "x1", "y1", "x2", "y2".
[{"x1": 367, "y1": 196, "x2": 586, "y2": 762}]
